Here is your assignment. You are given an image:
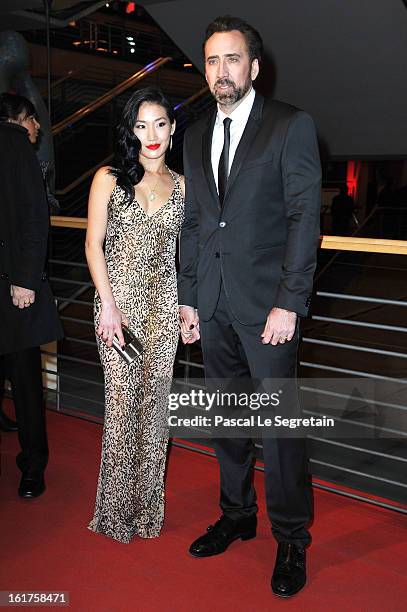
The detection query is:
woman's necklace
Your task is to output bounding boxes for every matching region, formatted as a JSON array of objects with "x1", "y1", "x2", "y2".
[
  {"x1": 146, "y1": 167, "x2": 168, "y2": 201},
  {"x1": 148, "y1": 177, "x2": 160, "y2": 201}
]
